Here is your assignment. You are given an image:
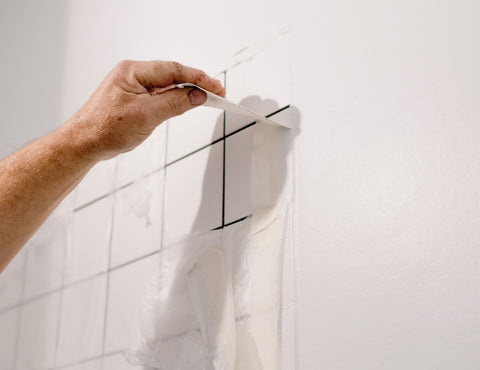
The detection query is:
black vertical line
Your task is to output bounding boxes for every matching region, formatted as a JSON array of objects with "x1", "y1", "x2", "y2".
[
  {"x1": 101, "y1": 164, "x2": 117, "y2": 355},
  {"x1": 221, "y1": 71, "x2": 227, "y2": 228}
]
